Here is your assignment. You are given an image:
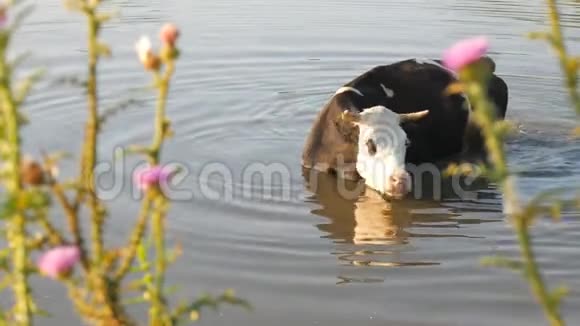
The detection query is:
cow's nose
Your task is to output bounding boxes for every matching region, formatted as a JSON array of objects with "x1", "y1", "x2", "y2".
[
  {"x1": 388, "y1": 172, "x2": 411, "y2": 198},
  {"x1": 390, "y1": 171, "x2": 410, "y2": 186}
]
